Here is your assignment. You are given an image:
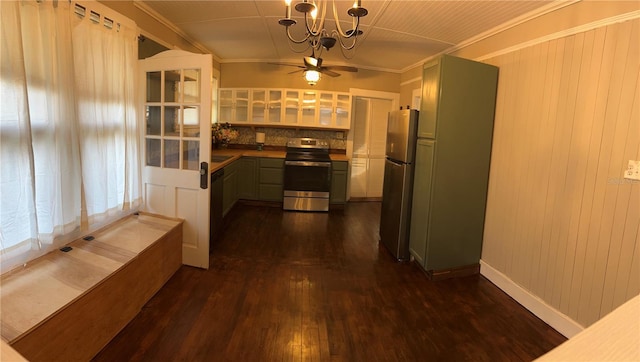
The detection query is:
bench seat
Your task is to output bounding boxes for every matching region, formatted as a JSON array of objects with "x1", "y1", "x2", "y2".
[{"x1": 0, "y1": 213, "x2": 182, "y2": 361}]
